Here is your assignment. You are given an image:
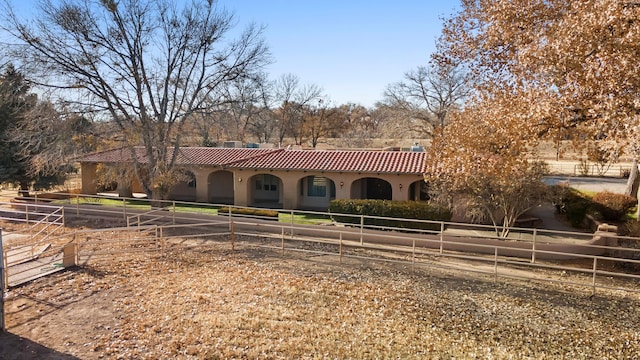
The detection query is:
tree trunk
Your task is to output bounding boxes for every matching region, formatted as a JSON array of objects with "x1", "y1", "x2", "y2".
[
  {"x1": 117, "y1": 182, "x2": 133, "y2": 198},
  {"x1": 624, "y1": 158, "x2": 638, "y2": 197},
  {"x1": 18, "y1": 182, "x2": 30, "y2": 198}
]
